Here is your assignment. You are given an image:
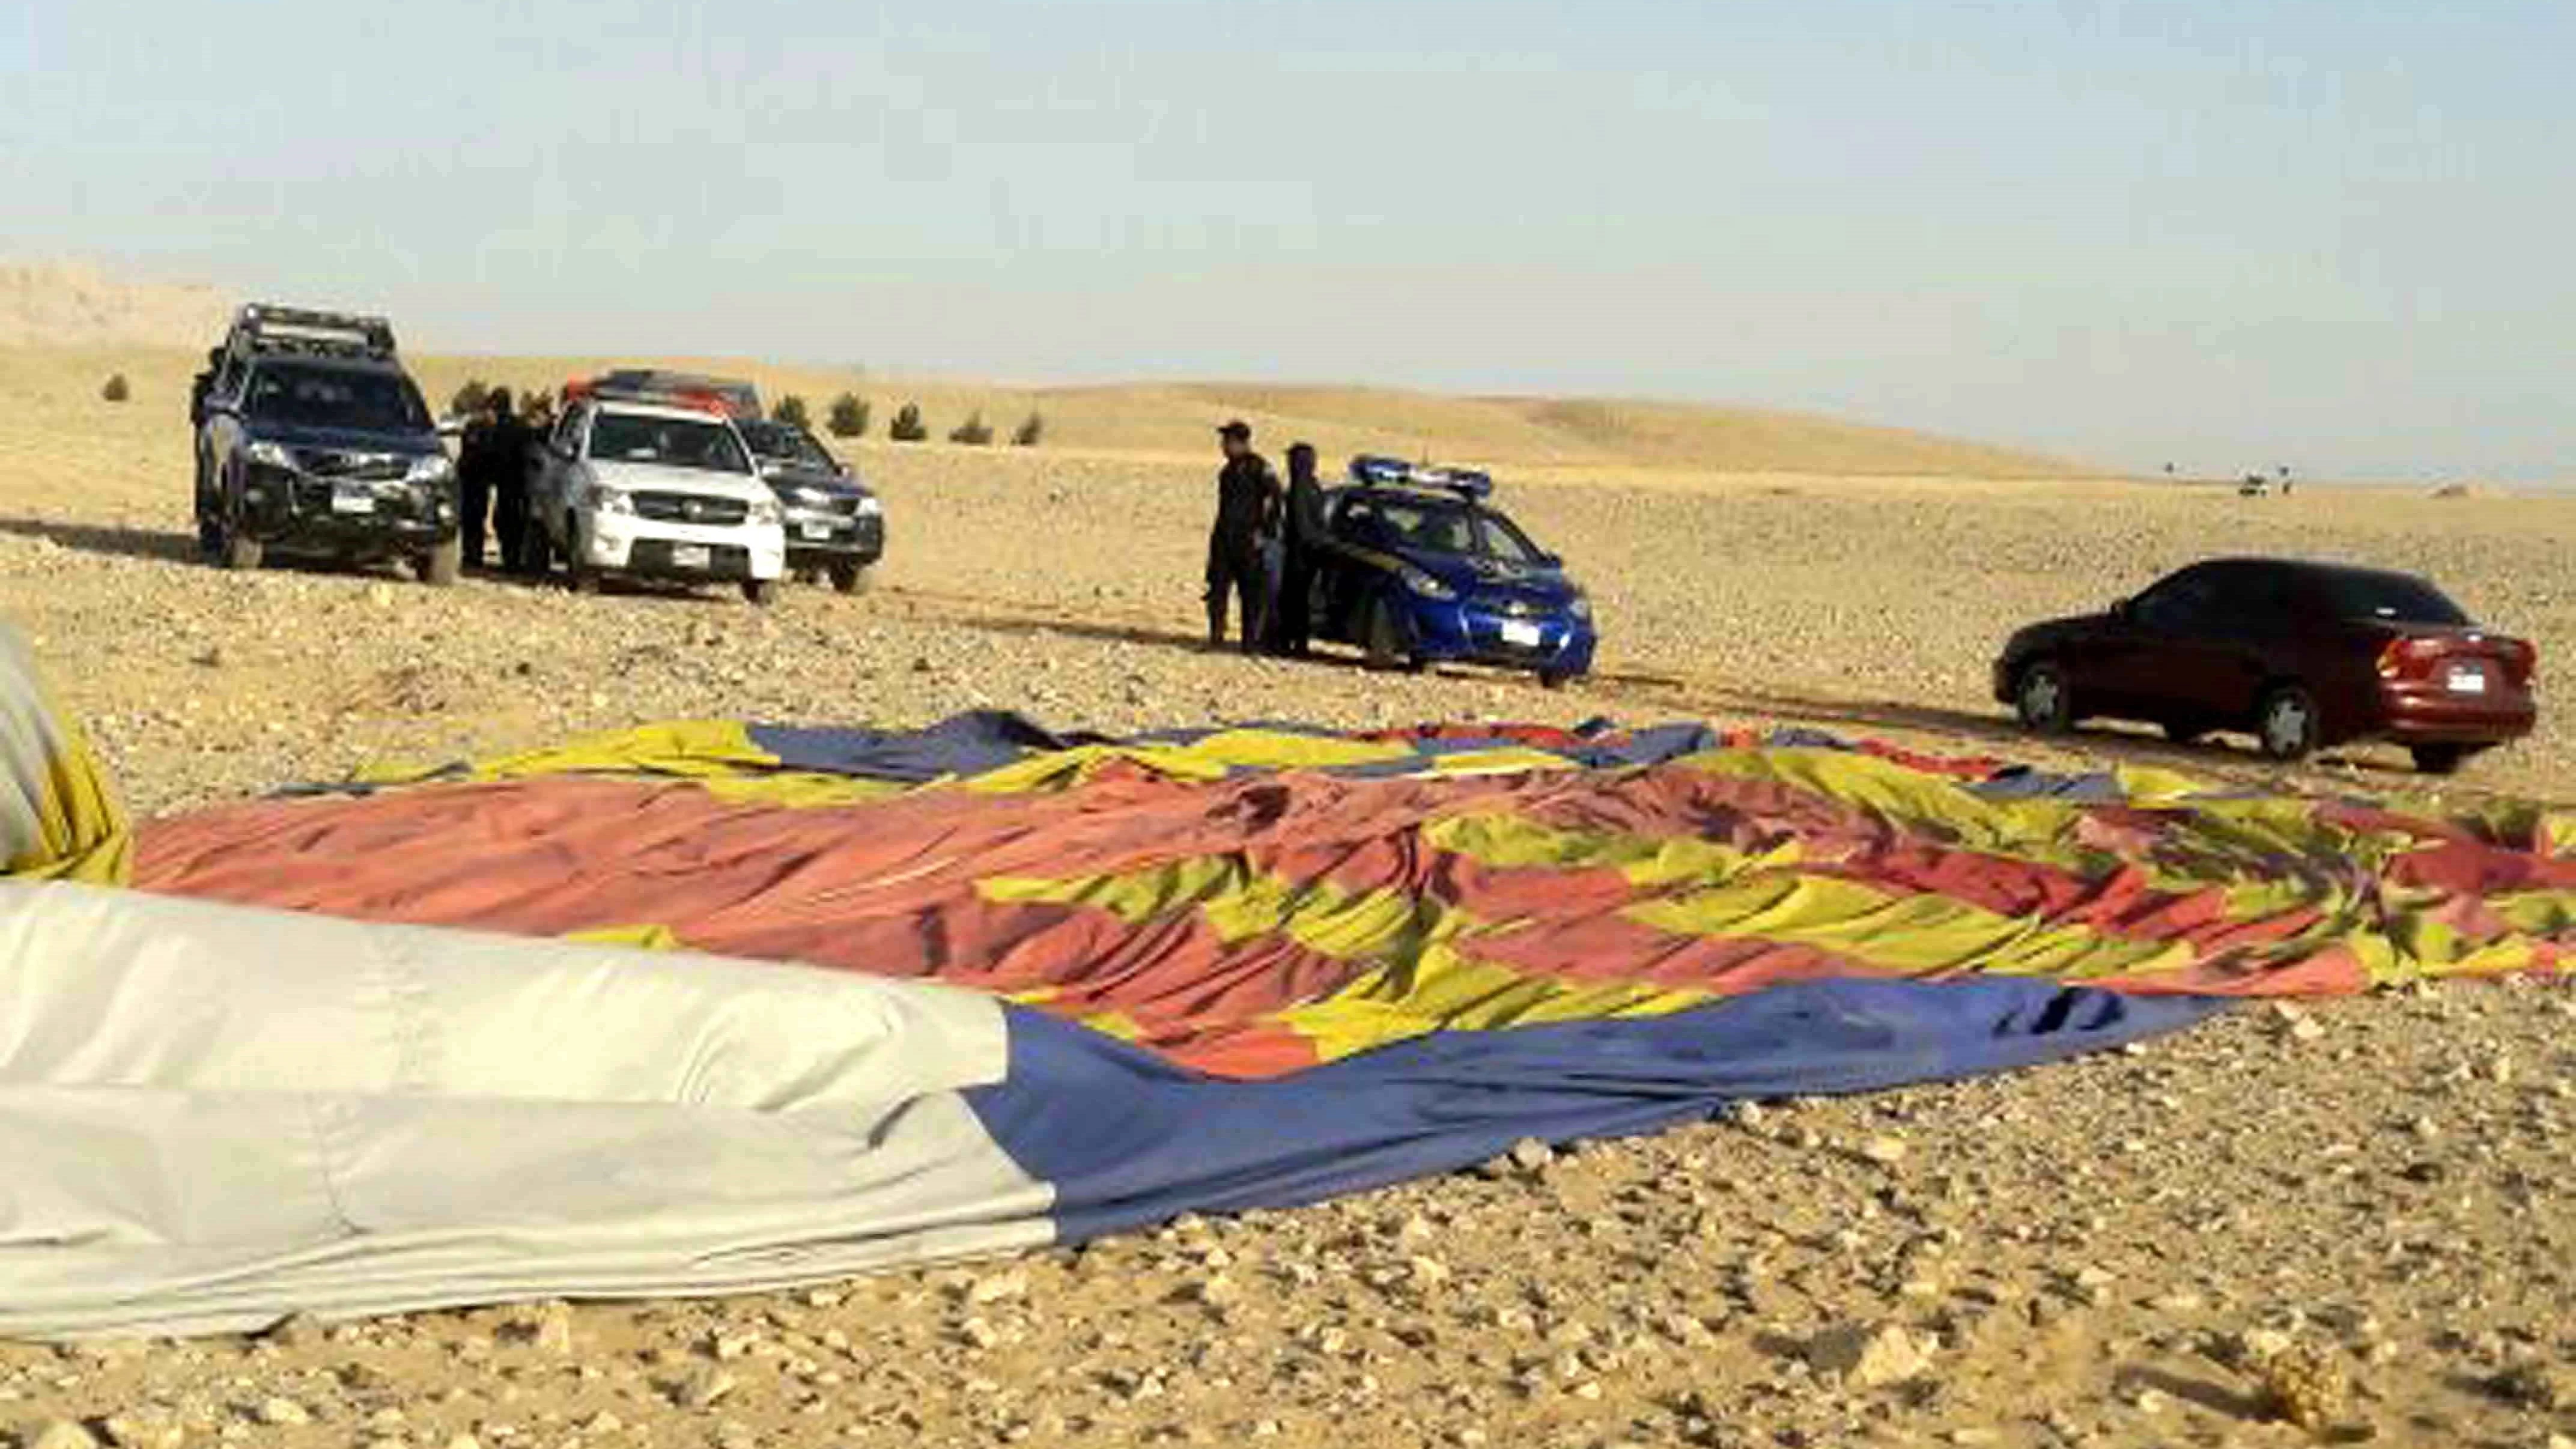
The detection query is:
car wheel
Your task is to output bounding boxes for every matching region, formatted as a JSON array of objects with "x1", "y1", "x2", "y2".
[
  {"x1": 2410, "y1": 743, "x2": 2478, "y2": 776},
  {"x1": 2012, "y1": 661, "x2": 2073, "y2": 733},
  {"x1": 1363, "y1": 598, "x2": 1406, "y2": 671},
  {"x1": 743, "y1": 579, "x2": 781, "y2": 607},
  {"x1": 418, "y1": 536, "x2": 461, "y2": 587},
  {"x1": 828, "y1": 561, "x2": 870, "y2": 595},
  {"x1": 1537, "y1": 667, "x2": 1578, "y2": 691},
  {"x1": 2255, "y1": 684, "x2": 2320, "y2": 762}
]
